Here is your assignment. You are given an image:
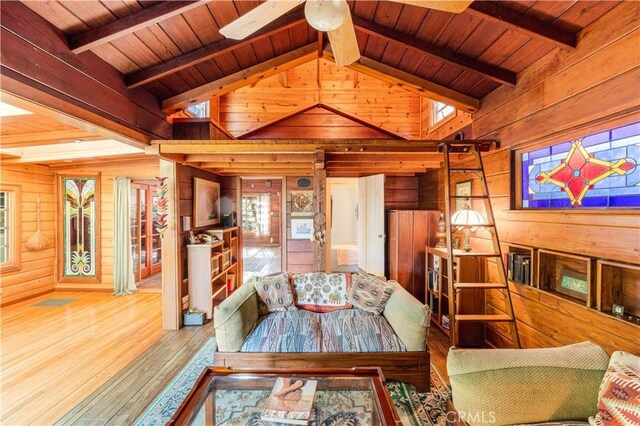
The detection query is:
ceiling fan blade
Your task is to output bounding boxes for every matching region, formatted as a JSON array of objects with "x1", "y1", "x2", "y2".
[
  {"x1": 327, "y1": 10, "x2": 360, "y2": 66},
  {"x1": 388, "y1": 0, "x2": 473, "y2": 14},
  {"x1": 219, "y1": 0, "x2": 304, "y2": 40}
]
